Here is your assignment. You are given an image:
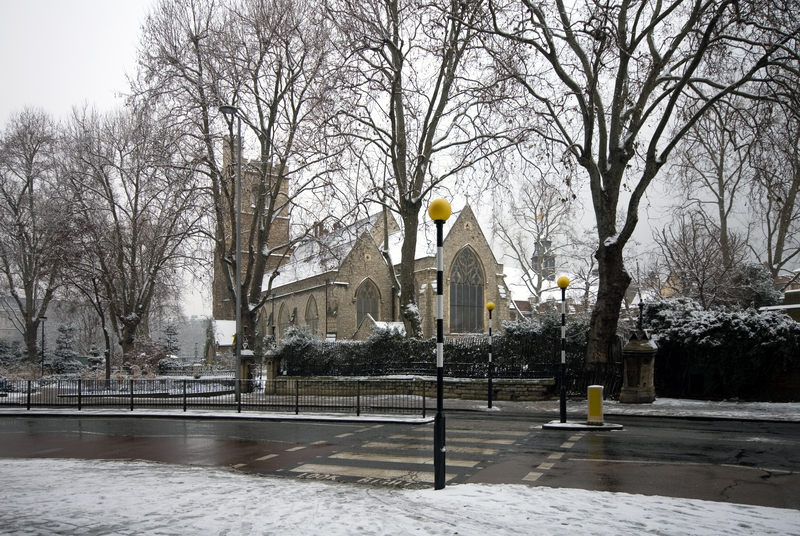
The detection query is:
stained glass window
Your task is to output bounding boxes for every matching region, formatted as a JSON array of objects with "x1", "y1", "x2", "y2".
[
  {"x1": 306, "y1": 296, "x2": 319, "y2": 335},
  {"x1": 278, "y1": 305, "x2": 291, "y2": 340},
  {"x1": 356, "y1": 280, "x2": 379, "y2": 327},
  {"x1": 450, "y1": 248, "x2": 484, "y2": 333}
]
